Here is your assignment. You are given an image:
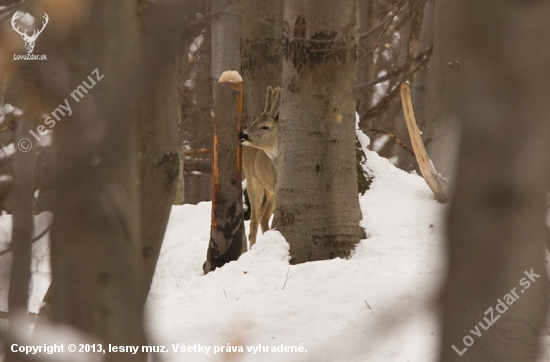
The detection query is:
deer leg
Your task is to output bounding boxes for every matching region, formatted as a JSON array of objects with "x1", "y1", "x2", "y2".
[
  {"x1": 247, "y1": 178, "x2": 264, "y2": 248},
  {"x1": 259, "y1": 191, "x2": 275, "y2": 234}
]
